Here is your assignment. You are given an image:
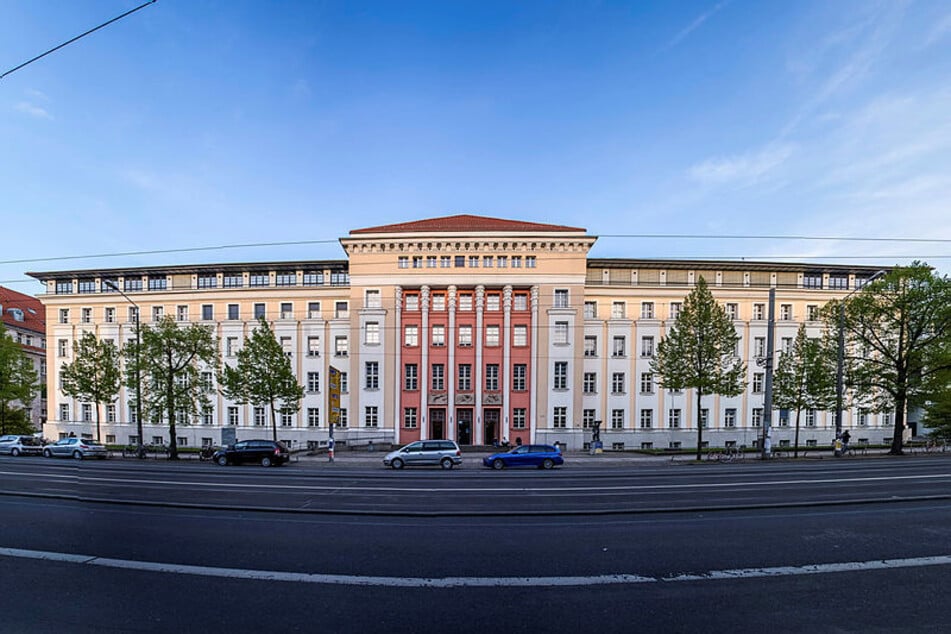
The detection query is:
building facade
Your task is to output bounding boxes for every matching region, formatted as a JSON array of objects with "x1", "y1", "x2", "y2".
[
  {"x1": 29, "y1": 215, "x2": 898, "y2": 450},
  {"x1": 0, "y1": 286, "x2": 48, "y2": 431}
]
